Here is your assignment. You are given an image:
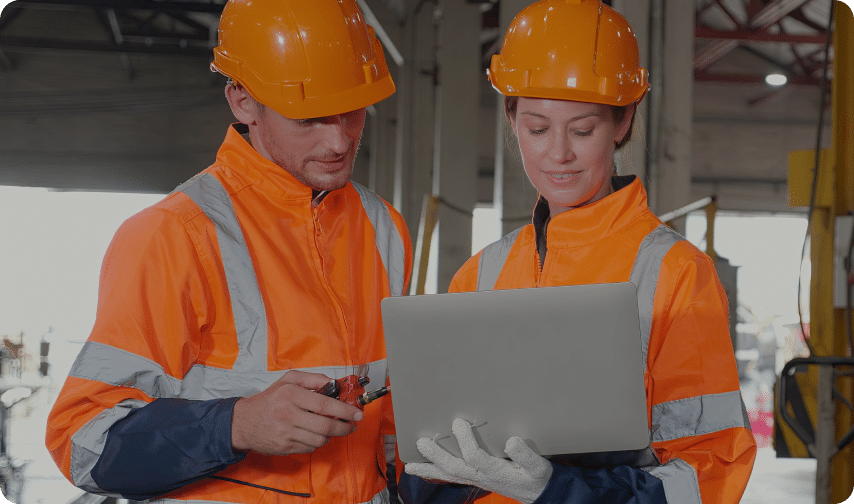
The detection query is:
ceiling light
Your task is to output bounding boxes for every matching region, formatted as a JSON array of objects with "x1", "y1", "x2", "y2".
[{"x1": 765, "y1": 73, "x2": 788, "y2": 86}]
